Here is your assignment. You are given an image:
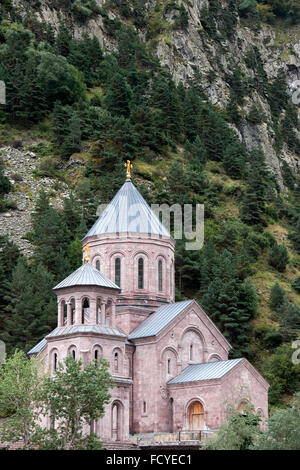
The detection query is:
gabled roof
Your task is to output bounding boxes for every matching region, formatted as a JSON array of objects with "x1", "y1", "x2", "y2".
[
  {"x1": 83, "y1": 179, "x2": 171, "y2": 240},
  {"x1": 168, "y1": 358, "x2": 243, "y2": 384},
  {"x1": 53, "y1": 262, "x2": 119, "y2": 291},
  {"x1": 27, "y1": 338, "x2": 47, "y2": 355},
  {"x1": 128, "y1": 300, "x2": 193, "y2": 340}
]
